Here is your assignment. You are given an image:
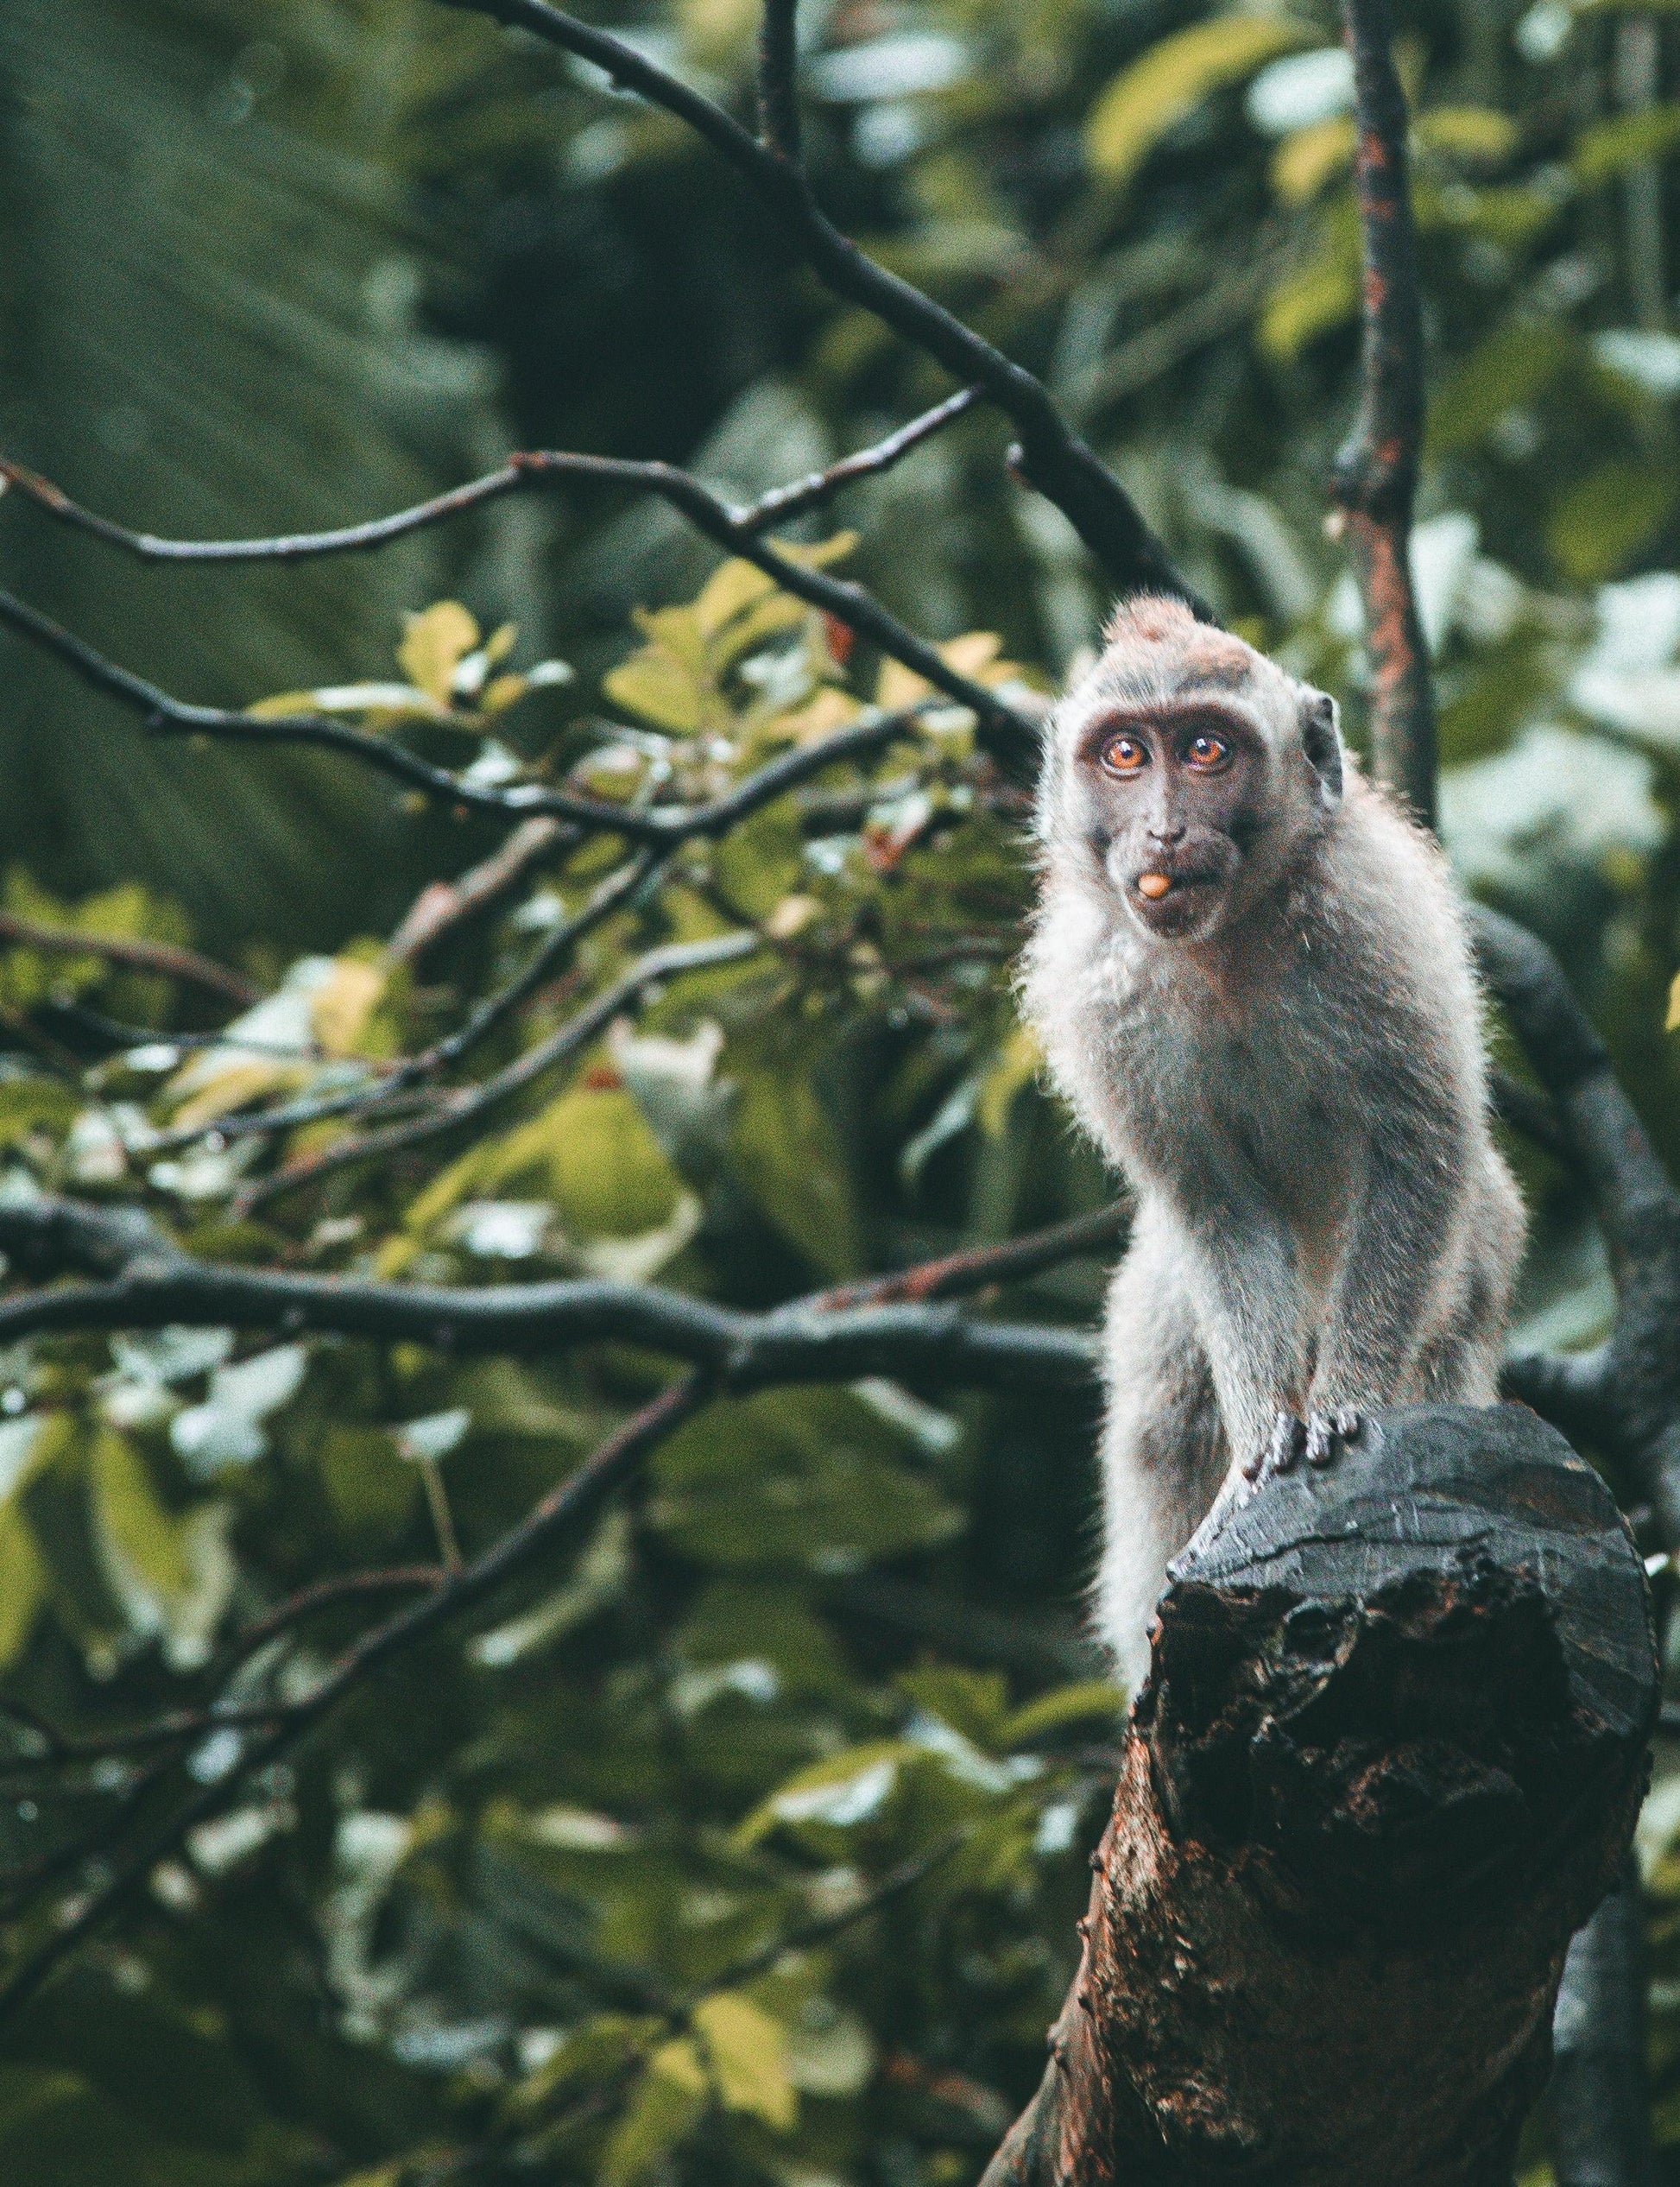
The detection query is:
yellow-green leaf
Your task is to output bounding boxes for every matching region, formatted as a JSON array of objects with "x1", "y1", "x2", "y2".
[
  {"x1": 1270, "y1": 115, "x2": 1354, "y2": 204},
  {"x1": 1548, "y1": 461, "x2": 1678, "y2": 584},
  {"x1": 0, "y1": 1504, "x2": 44, "y2": 1669},
  {"x1": 88, "y1": 1429, "x2": 193, "y2": 1615},
  {"x1": 692, "y1": 1992, "x2": 797, "y2": 2131},
  {"x1": 1418, "y1": 105, "x2": 1519, "y2": 167},
  {"x1": 603, "y1": 647, "x2": 707, "y2": 734},
  {"x1": 309, "y1": 957, "x2": 388, "y2": 1058},
  {"x1": 398, "y1": 600, "x2": 481, "y2": 705},
  {"x1": 696, "y1": 557, "x2": 778, "y2": 639},
  {"x1": 976, "y1": 1022, "x2": 1043, "y2": 1138},
  {"x1": 1086, "y1": 16, "x2": 1313, "y2": 186},
  {"x1": 1000, "y1": 1680, "x2": 1127, "y2": 1748},
  {"x1": 1257, "y1": 212, "x2": 1360, "y2": 360},
  {"x1": 601, "y1": 2045, "x2": 706, "y2": 2187},
  {"x1": 407, "y1": 1088, "x2": 685, "y2": 1244}
]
